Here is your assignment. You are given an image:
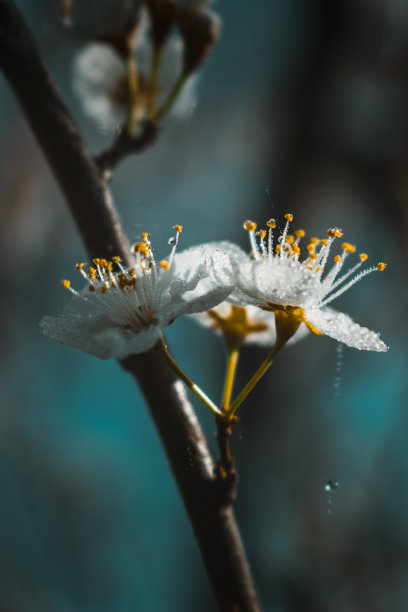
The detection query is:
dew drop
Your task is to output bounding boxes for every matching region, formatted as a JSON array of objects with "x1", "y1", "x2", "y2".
[
  {"x1": 324, "y1": 479, "x2": 339, "y2": 492},
  {"x1": 324, "y1": 479, "x2": 340, "y2": 516},
  {"x1": 168, "y1": 237, "x2": 176, "y2": 246}
]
